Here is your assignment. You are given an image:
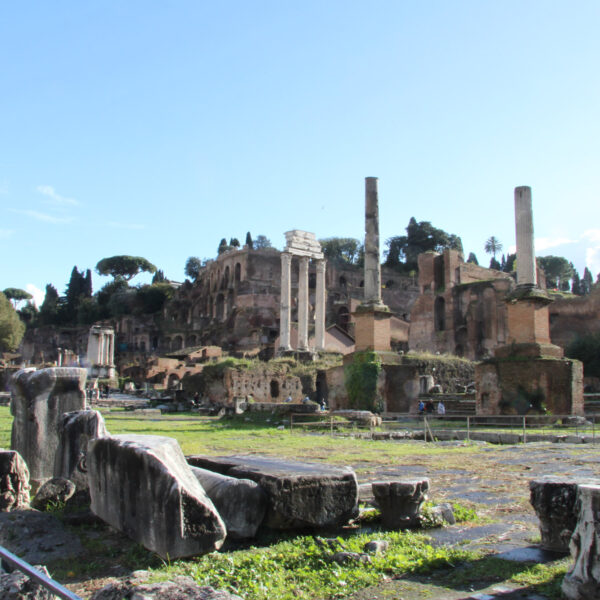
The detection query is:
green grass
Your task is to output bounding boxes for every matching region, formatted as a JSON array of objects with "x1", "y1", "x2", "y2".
[{"x1": 147, "y1": 531, "x2": 478, "y2": 600}]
